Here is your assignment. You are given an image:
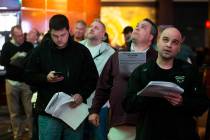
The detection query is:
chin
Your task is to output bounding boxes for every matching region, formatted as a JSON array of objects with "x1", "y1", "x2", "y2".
[{"x1": 56, "y1": 44, "x2": 65, "y2": 49}]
